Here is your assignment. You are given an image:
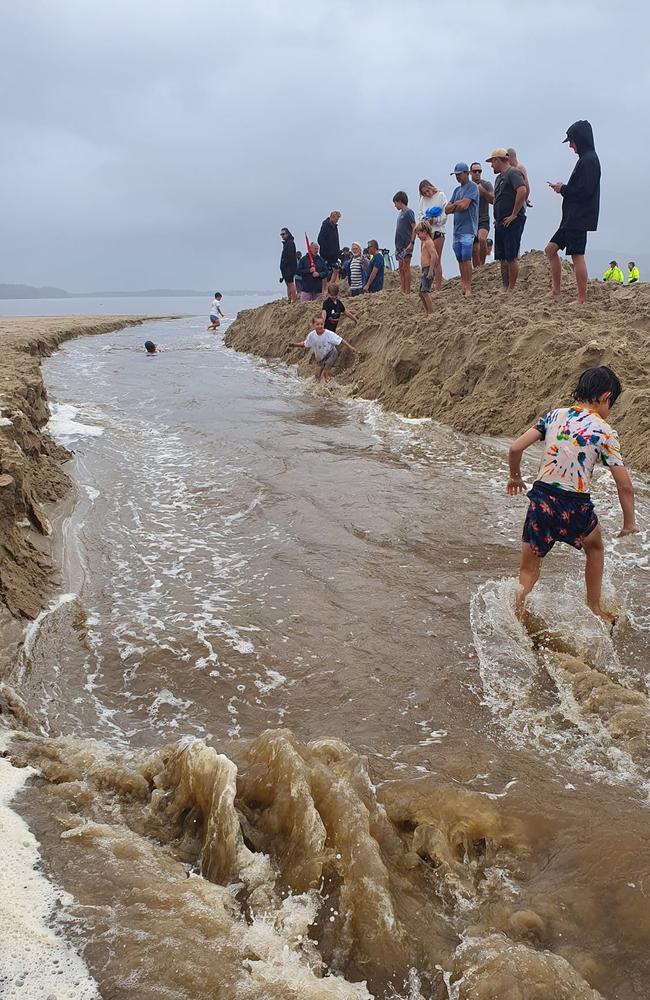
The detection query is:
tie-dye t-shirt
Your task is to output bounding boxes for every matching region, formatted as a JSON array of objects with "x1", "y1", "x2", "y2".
[{"x1": 534, "y1": 406, "x2": 624, "y2": 493}]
